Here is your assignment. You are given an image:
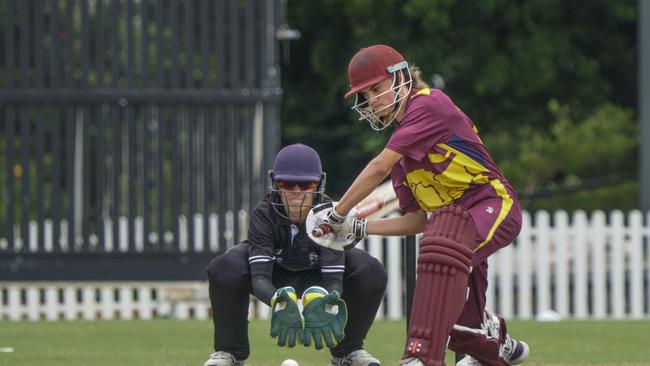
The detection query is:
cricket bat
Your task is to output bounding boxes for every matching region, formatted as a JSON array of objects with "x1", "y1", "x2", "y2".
[{"x1": 312, "y1": 180, "x2": 398, "y2": 237}]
